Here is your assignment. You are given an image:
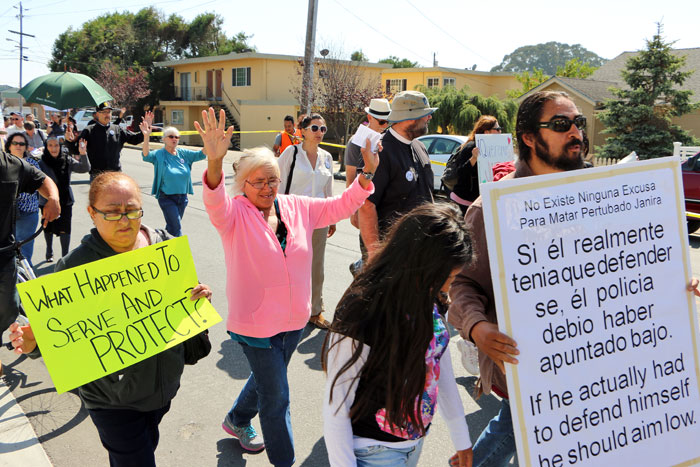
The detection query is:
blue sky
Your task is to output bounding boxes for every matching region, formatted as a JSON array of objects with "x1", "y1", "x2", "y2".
[{"x1": 1, "y1": 0, "x2": 698, "y2": 88}]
